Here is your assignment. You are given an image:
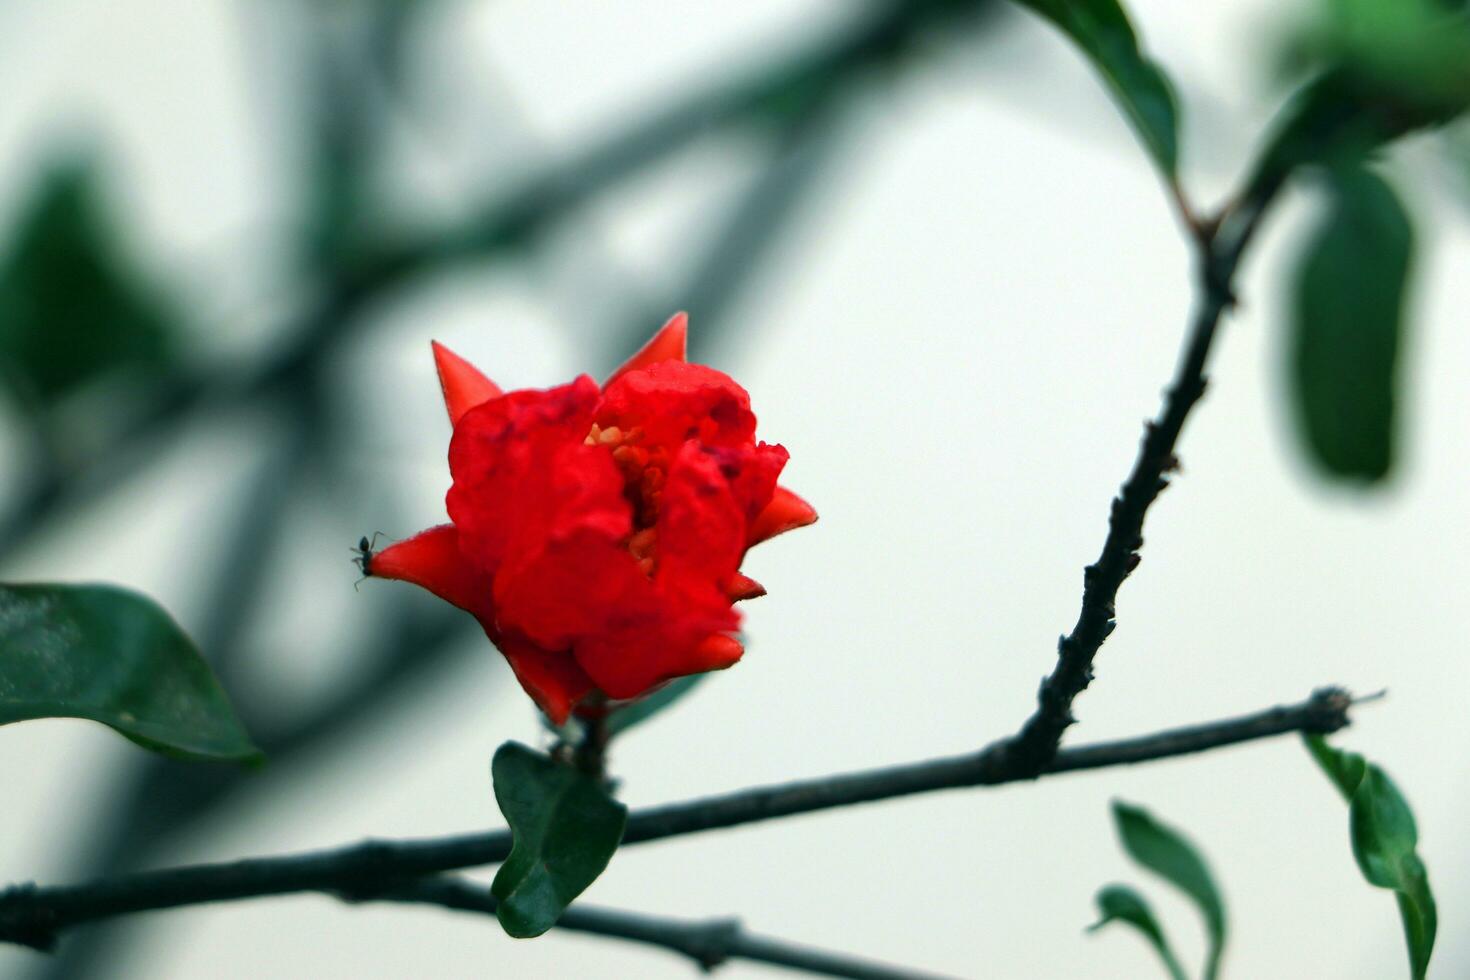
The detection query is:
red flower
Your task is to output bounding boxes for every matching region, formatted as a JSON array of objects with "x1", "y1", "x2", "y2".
[{"x1": 369, "y1": 313, "x2": 816, "y2": 724}]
